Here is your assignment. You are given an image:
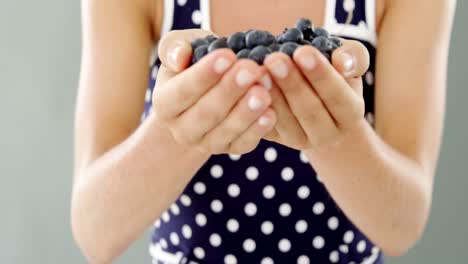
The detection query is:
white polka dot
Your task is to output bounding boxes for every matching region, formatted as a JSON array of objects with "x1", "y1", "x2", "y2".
[
  {"x1": 297, "y1": 255, "x2": 310, "y2": 264},
  {"x1": 343, "y1": 230, "x2": 354, "y2": 244},
  {"x1": 229, "y1": 154, "x2": 241, "y2": 160},
  {"x1": 192, "y1": 10, "x2": 202, "y2": 25},
  {"x1": 281, "y1": 167, "x2": 295, "y2": 181},
  {"x1": 279, "y1": 203, "x2": 292, "y2": 217},
  {"x1": 295, "y1": 220, "x2": 308, "y2": 233},
  {"x1": 328, "y1": 216, "x2": 339, "y2": 230},
  {"x1": 357, "y1": 240, "x2": 367, "y2": 253},
  {"x1": 244, "y1": 202, "x2": 257, "y2": 216},
  {"x1": 162, "y1": 211, "x2": 170, "y2": 222},
  {"x1": 177, "y1": 0, "x2": 187, "y2": 6},
  {"x1": 312, "y1": 236, "x2": 325, "y2": 249},
  {"x1": 226, "y1": 218, "x2": 239, "y2": 233},
  {"x1": 145, "y1": 89, "x2": 152, "y2": 103},
  {"x1": 154, "y1": 219, "x2": 161, "y2": 228},
  {"x1": 297, "y1": 185, "x2": 310, "y2": 199},
  {"x1": 227, "y1": 183, "x2": 240, "y2": 198},
  {"x1": 339, "y1": 244, "x2": 349, "y2": 253},
  {"x1": 316, "y1": 174, "x2": 323, "y2": 183},
  {"x1": 278, "y1": 238, "x2": 291, "y2": 253},
  {"x1": 195, "y1": 213, "x2": 207, "y2": 227},
  {"x1": 211, "y1": 199, "x2": 223, "y2": 213},
  {"x1": 243, "y1": 238, "x2": 256, "y2": 253},
  {"x1": 299, "y1": 151, "x2": 309, "y2": 163},
  {"x1": 194, "y1": 182, "x2": 206, "y2": 194},
  {"x1": 224, "y1": 254, "x2": 237, "y2": 264},
  {"x1": 210, "y1": 164, "x2": 223, "y2": 178},
  {"x1": 160, "y1": 238, "x2": 168, "y2": 249},
  {"x1": 209, "y1": 233, "x2": 222, "y2": 247},
  {"x1": 312, "y1": 202, "x2": 325, "y2": 215},
  {"x1": 182, "y1": 224, "x2": 192, "y2": 239},
  {"x1": 261, "y1": 221, "x2": 274, "y2": 235},
  {"x1": 245, "y1": 166, "x2": 259, "y2": 181},
  {"x1": 170, "y1": 203, "x2": 180, "y2": 215},
  {"x1": 365, "y1": 71, "x2": 374, "y2": 86},
  {"x1": 180, "y1": 194, "x2": 191, "y2": 207},
  {"x1": 343, "y1": 0, "x2": 355, "y2": 12},
  {"x1": 264, "y1": 147, "x2": 277, "y2": 162},
  {"x1": 151, "y1": 66, "x2": 159, "y2": 79},
  {"x1": 194, "y1": 247, "x2": 205, "y2": 259},
  {"x1": 261, "y1": 257, "x2": 274, "y2": 264},
  {"x1": 169, "y1": 232, "x2": 180, "y2": 246},
  {"x1": 329, "y1": 250, "x2": 339, "y2": 263},
  {"x1": 262, "y1": 185, "x2": 276, "y2": 199},
  {"x1": 372, "y1": 246, "x2": 379, "y2": 254}
]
